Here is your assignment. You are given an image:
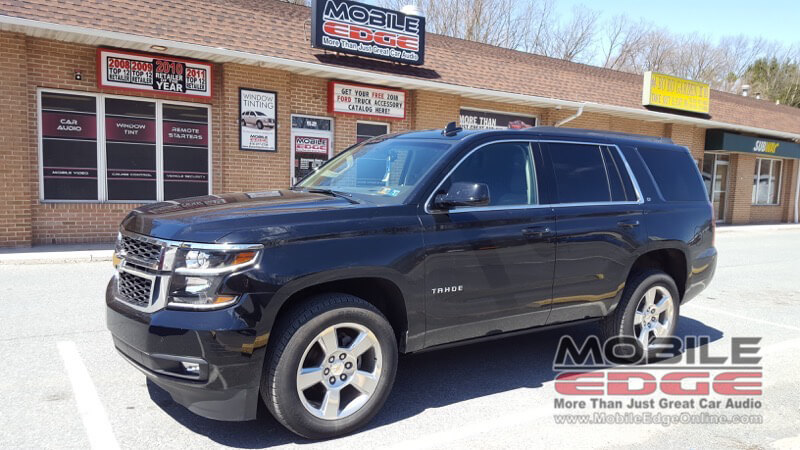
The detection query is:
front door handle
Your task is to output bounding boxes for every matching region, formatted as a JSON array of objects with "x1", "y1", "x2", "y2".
[
  {"x1": 617, "y1": 219, "x2": 640, "y2": 229},
  {"x1": 521, "y1": 226, "x2": 552, "y2": 238}
]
